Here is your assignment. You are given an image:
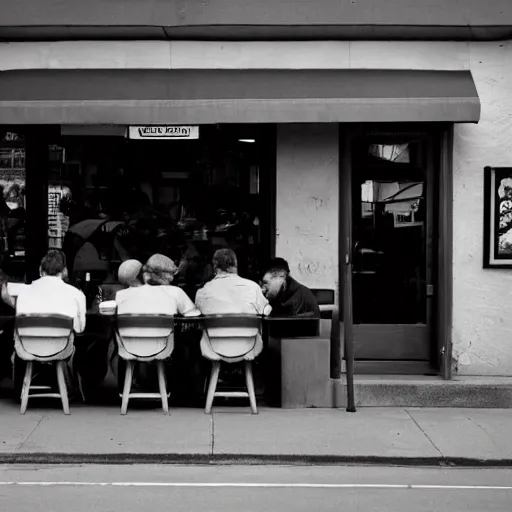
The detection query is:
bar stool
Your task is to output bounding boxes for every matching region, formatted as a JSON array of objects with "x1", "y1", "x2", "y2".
[
  {"x1": 115, "y1": 314, "x2": 174, "y2": 415},
  {"x1": 14, "y1": 314, "x2": 75, "y2": 415},
  {"x1": 201, "y1": 314, "x2": 262, "y2": 414}
]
